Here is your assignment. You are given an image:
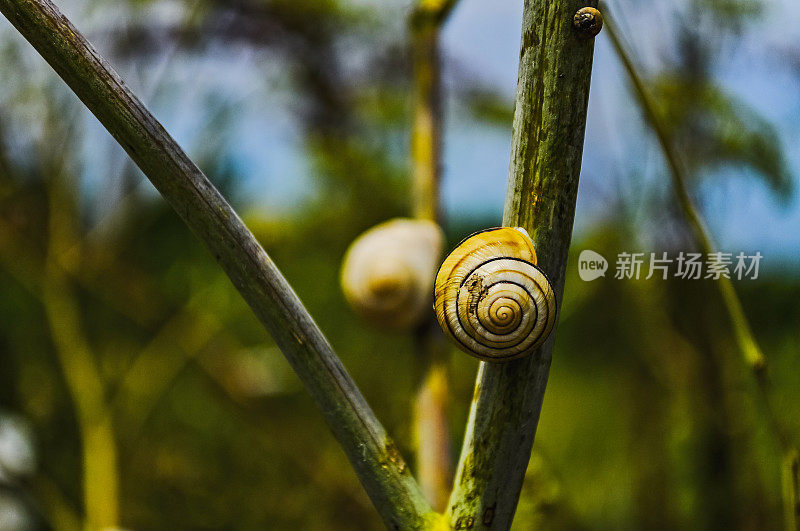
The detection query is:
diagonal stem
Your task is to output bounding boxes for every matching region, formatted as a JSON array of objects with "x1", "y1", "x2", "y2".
[
  {"x1": 0, "y1": 0, "x2": 433, "y2": 527},
  {"x1": 603, "y1": 13, "x2": 764, "y2": 370},
  {"x1": 604, "y1": 12, "x2": 799, "y2": 530}
]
